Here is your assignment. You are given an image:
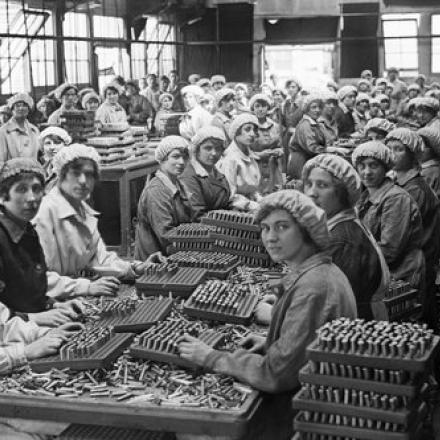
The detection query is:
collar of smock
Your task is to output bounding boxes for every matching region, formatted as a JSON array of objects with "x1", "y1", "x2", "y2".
[
  {"x1": 47, "y1": 186, "x2": 99, "y2": 220},
  {"x1": 365, "y1": 178, "x2": 394, "y2": 205},
  {"x1": 190, "y1": 159, "x2": 210, "y2": 178},
  {"x1": 228, "y1": 140, "x2": 257, "y2": 163},
  {"x1": 338, "y1": 102, "x2": 350, "y2": 114},
  {"x1": 303, "y1": 114, "x2": 318, "y2": 126},
  {"x1": 0, "y1": 206, "x2": 29, "y2": 244},
  {"x1": 395, "y1": 168, "x2": 420, "y2": 186},
  {"x1": 155, "y1": 170, "x2": 182, "y2": 196},
  {"x1": 5, "y1": 118, "x2": 37, "y2": 135}
]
